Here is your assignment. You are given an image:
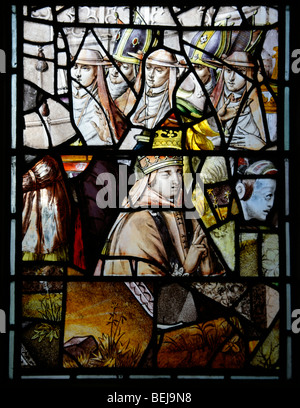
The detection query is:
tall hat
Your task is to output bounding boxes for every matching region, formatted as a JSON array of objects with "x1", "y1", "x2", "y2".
[
  {"x1": 112, "y1": 10, "x2": 154, "y2": 65},
  {"x1": 138, "y1": 156, "x2": 183, "y2": 175},
  {"x1": 75, "y1": 48, "x2": 112, "y2": 66},
  {"x1": 188, "y1": 30, "x2": 230, "y2": 69},
  {"x1": 229, "y1": 29, "x2": 263, "y2": 56}
]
